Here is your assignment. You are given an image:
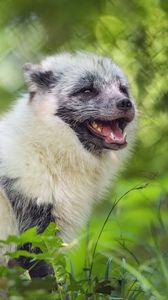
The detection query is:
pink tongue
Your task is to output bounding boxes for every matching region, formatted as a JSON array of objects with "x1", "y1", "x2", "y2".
[{"x1": 101, "y1": 122, "x2": 125, "y2": 144}]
